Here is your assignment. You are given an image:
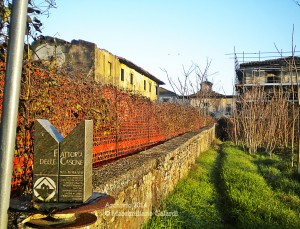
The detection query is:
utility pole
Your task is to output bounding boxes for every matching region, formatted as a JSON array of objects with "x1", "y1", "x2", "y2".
[{"x1": 0, "y1": 0, "x2": 28, "y2": 228}]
